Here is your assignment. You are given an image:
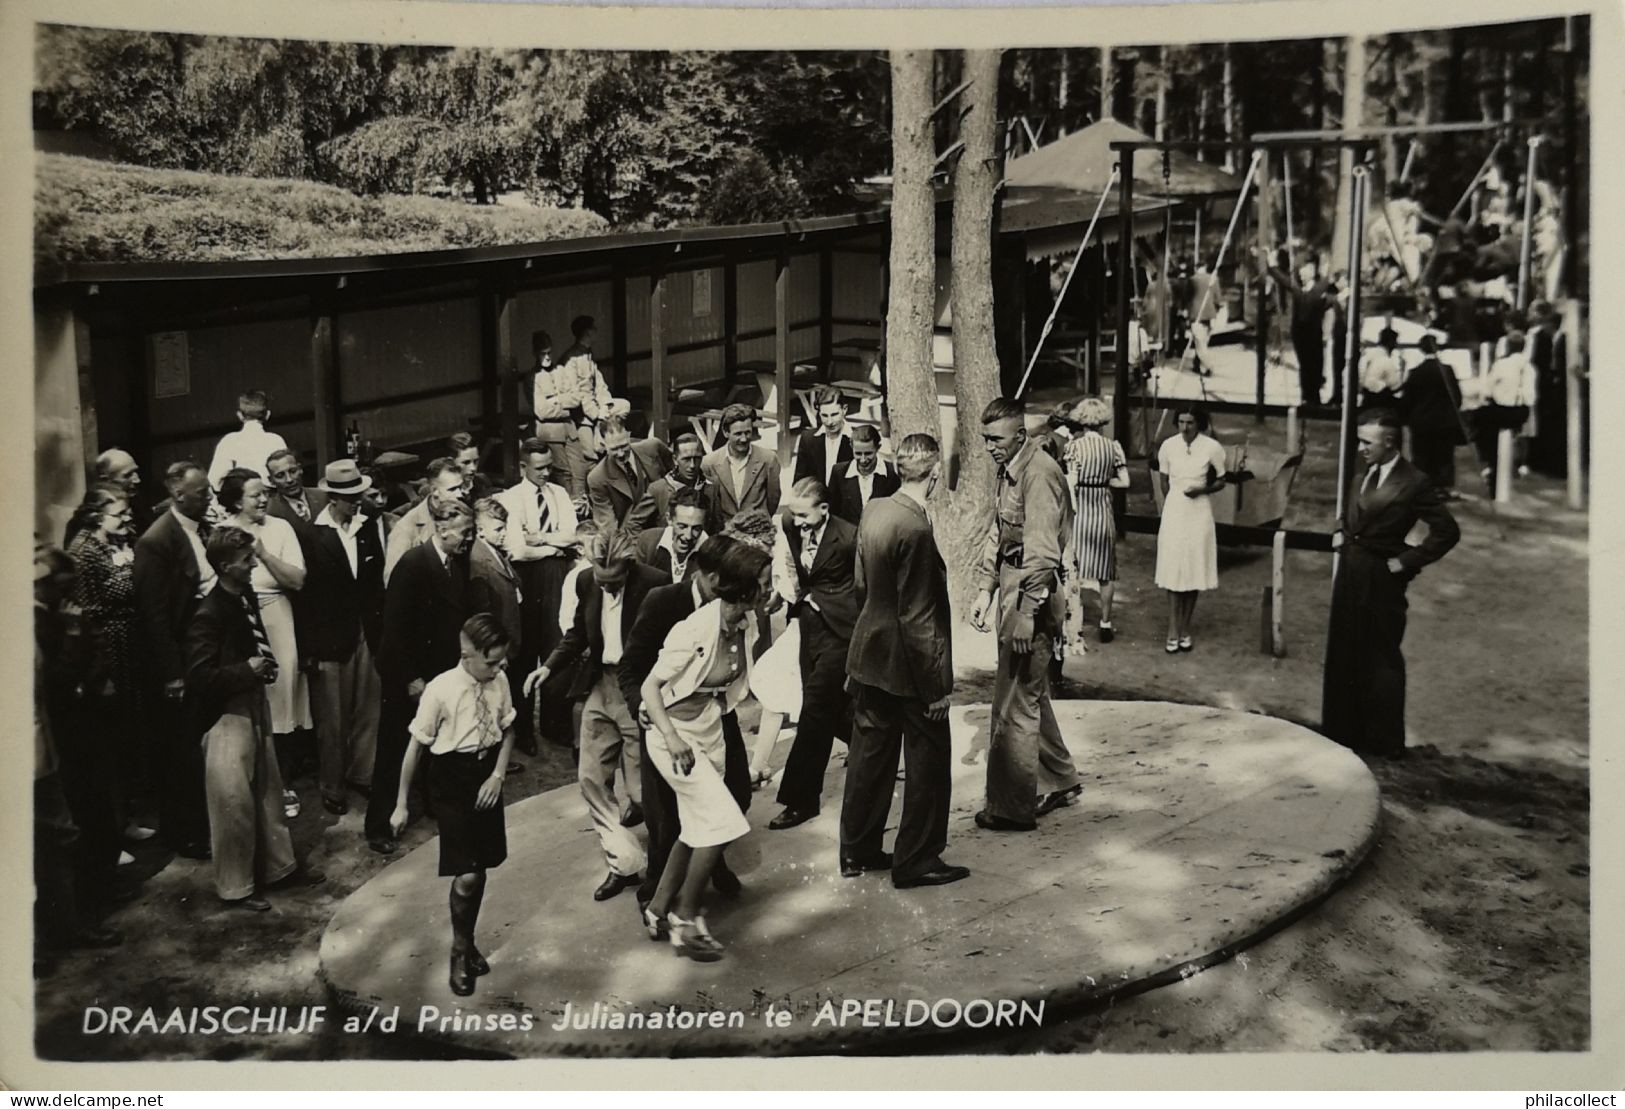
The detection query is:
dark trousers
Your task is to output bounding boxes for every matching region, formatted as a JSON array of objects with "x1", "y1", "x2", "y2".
[
  {"x1": 1408, "y1": 431, "x2": 1458, "y2": 492},
  {"x1": 153, "y1": 691, "x2": 208, "y2": 851},
  {"x1": 1474, "y1": 404, "x2": 1529, "y2": 488},
  {"x1": 53, "y1": 695, "x2": 121, "y2": 903},
  {"x1": 839, "y1": 681, "x2": 951, "y2": 880},
  {"x1": 1321, "y1": 547, "x2": 1409, "y2": 755},
  {"x1": 637, "y1": 710, "x2": 748, "y2": 906},
  {"x1": 364, "y1": 688, "x2": 413, "y2": 840},
  {"x1": 519, "y1": 557, "x2": 573, "y2": 746},
  {"x1": 1292, "y1": 328, "x2": 1324, "y2": 406},
  {"x1": 35, "y1": 774, "x2": 85, "y2": 947},
  {"x1": 775, "y1": 613, "x2": 851, "y2": 814}
]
